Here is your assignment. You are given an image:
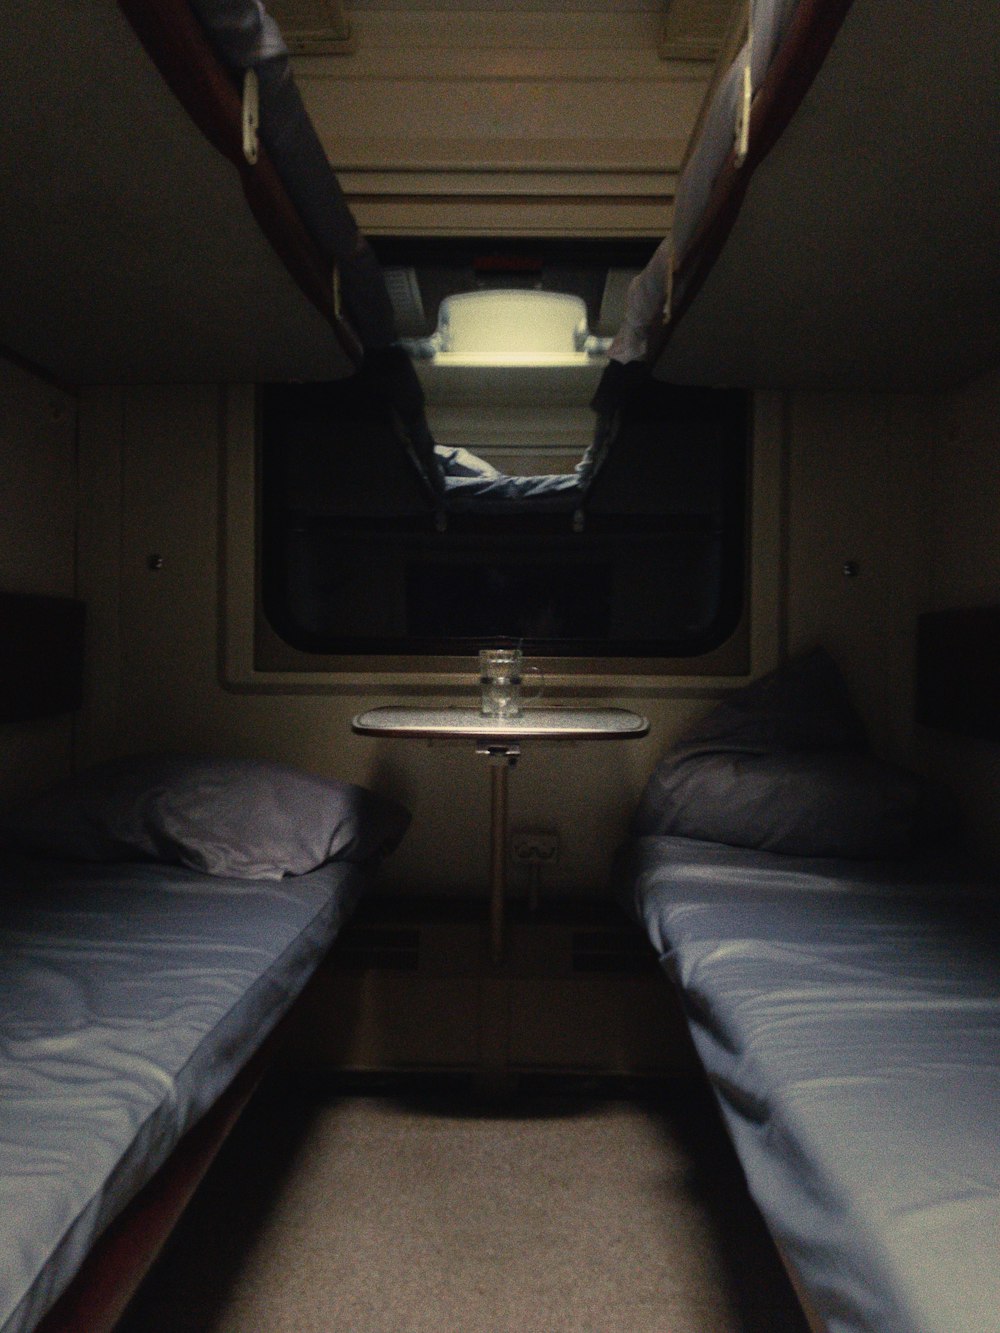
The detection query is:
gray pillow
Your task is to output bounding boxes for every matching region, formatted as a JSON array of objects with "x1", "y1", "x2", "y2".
[
  {"x1": 671, "y1": 646, "x2": 869, "y2": 760},
  {"x1": 633, "y1": 749, "x2": 941, "y2": 859},
  {"x1": 633, "y1": 648, "x2": 954, "y2": 858},
  {"x1": 0, "y1": 753, "x2": 410, "y2": 879}
]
